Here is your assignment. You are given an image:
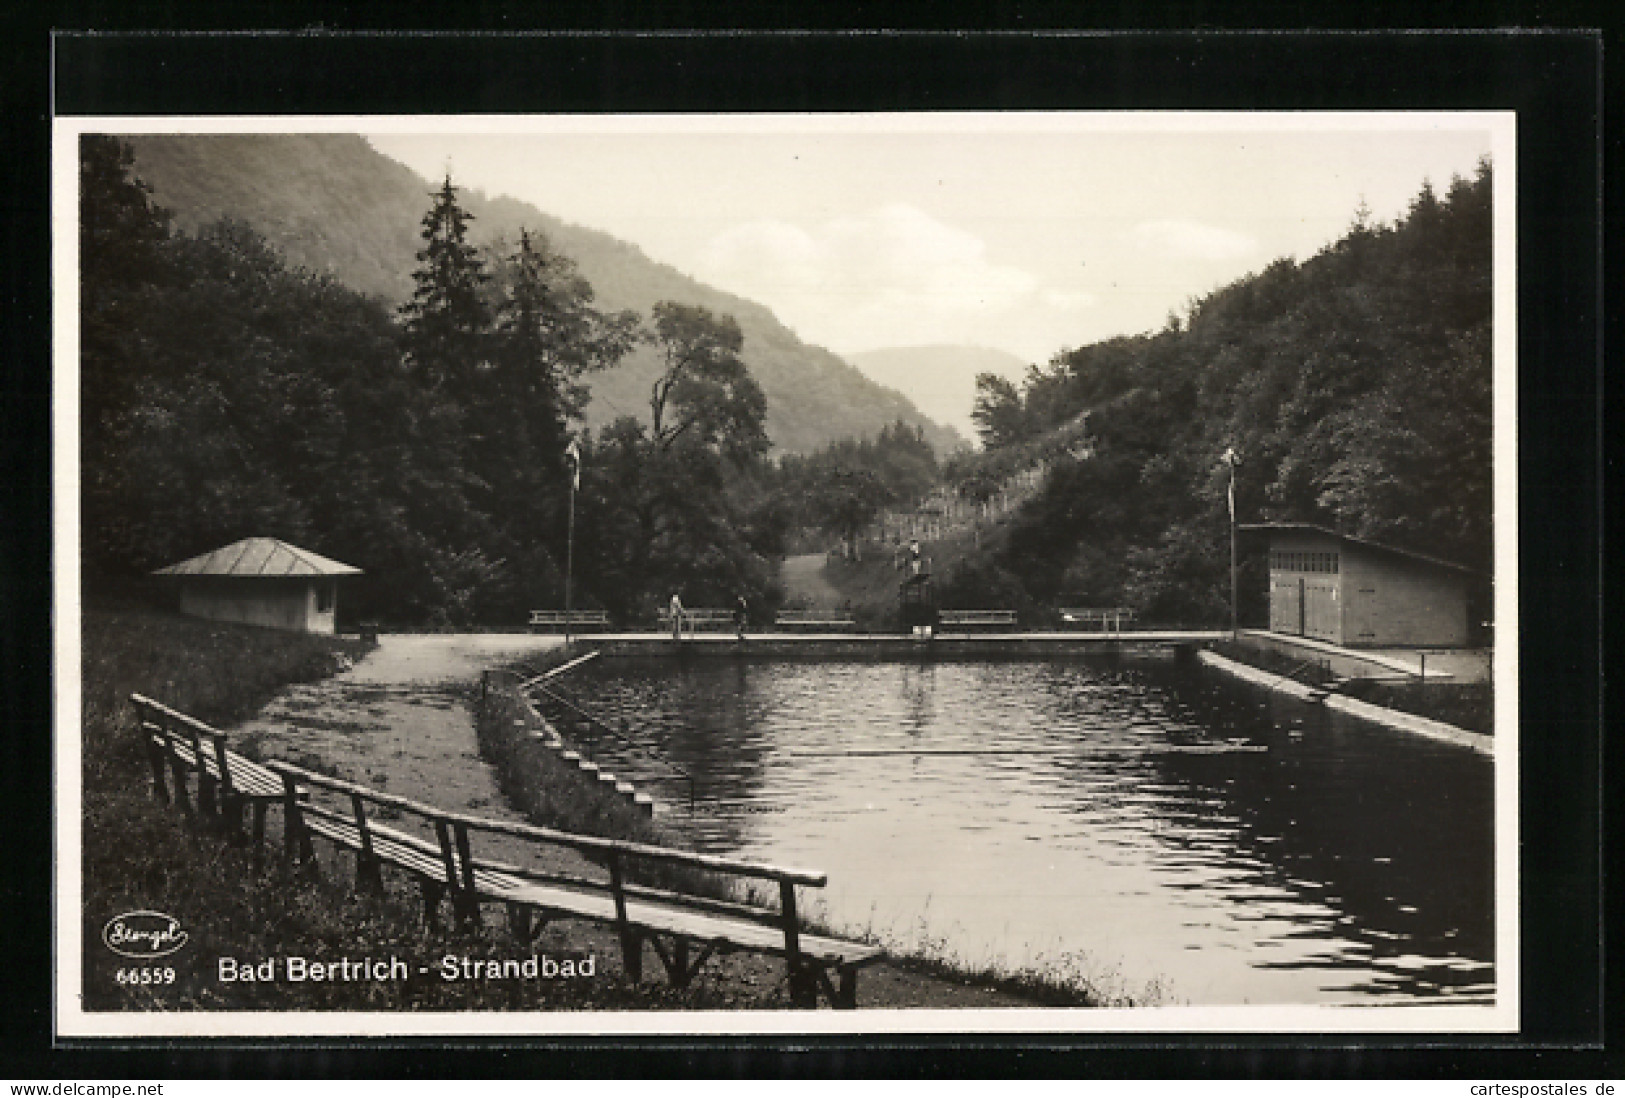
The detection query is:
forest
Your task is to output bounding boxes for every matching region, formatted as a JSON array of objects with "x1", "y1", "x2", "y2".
[
  {"x1": 83, "y1": 136, "x2": 959, "y2": 627},
  {"x1": 942, "y1": 161, "x2": 1493, "y2": 626},
  {"x1": 82, "y1": 134, "x2": 1492, "y2": 631},
  {"x1": 80, "y1": 136, "x2": 804, "y2": 625}
]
